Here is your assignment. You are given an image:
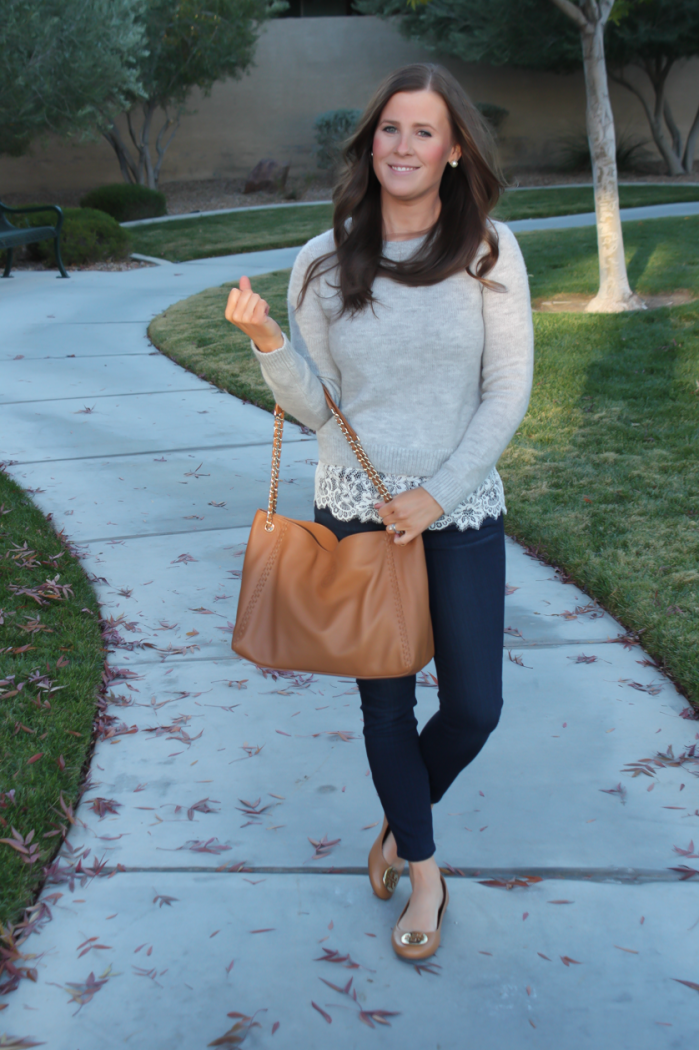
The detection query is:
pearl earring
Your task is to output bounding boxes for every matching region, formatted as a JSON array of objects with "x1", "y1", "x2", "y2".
[{"x1": 449, "y1": 160, "x2": 459, "y2": 168}]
